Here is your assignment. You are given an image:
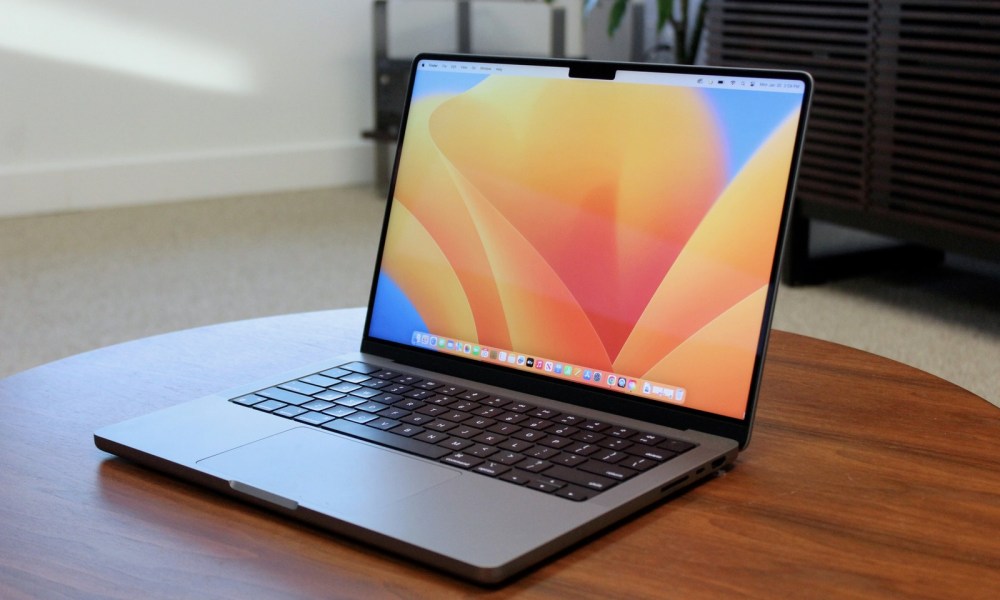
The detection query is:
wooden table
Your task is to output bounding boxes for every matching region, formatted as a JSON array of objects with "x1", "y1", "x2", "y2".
[{"x1": 2, "y1": 308, "x2": 998, "y2": 599}]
